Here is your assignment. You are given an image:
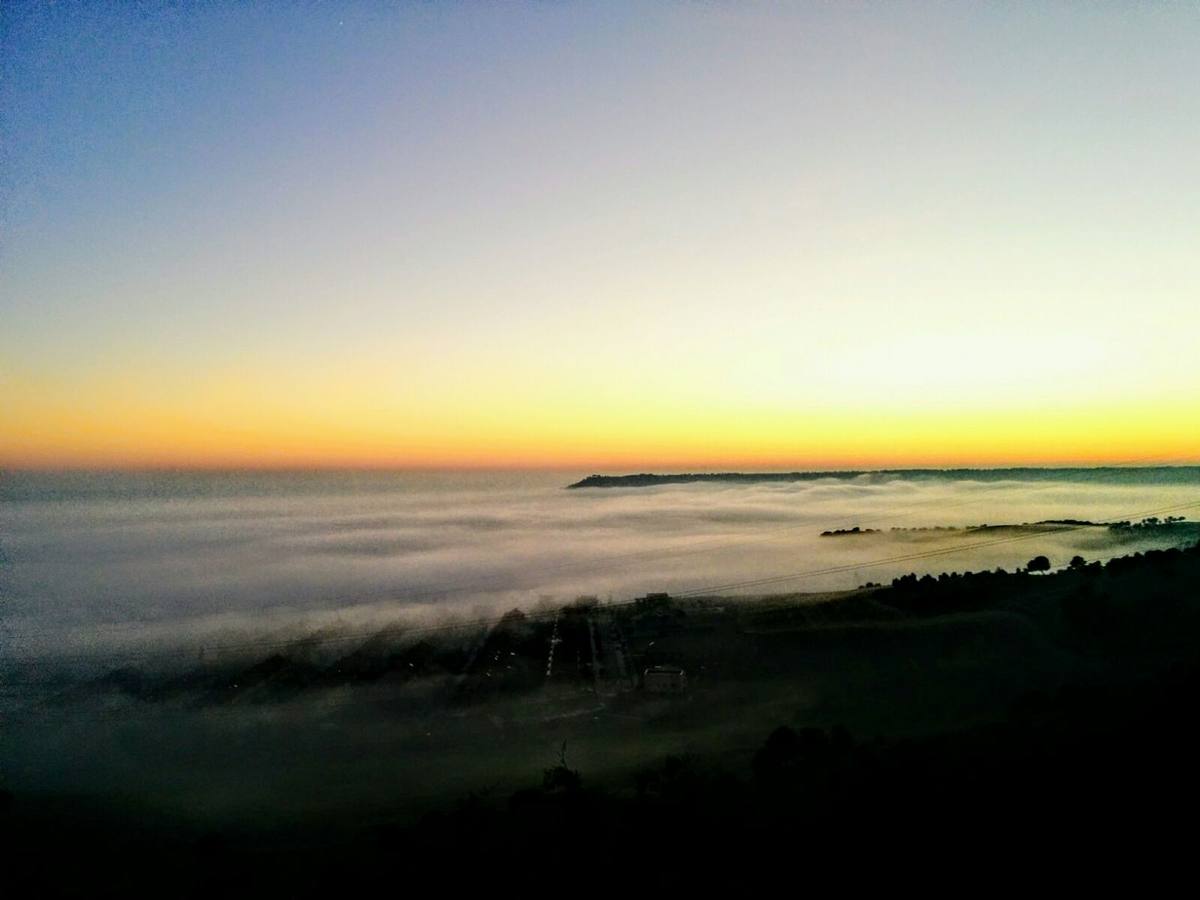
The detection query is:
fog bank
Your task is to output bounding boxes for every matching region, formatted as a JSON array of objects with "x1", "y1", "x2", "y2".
[{"x1": 2, "y1": 469, "x2": 1198, "y2": 665}]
